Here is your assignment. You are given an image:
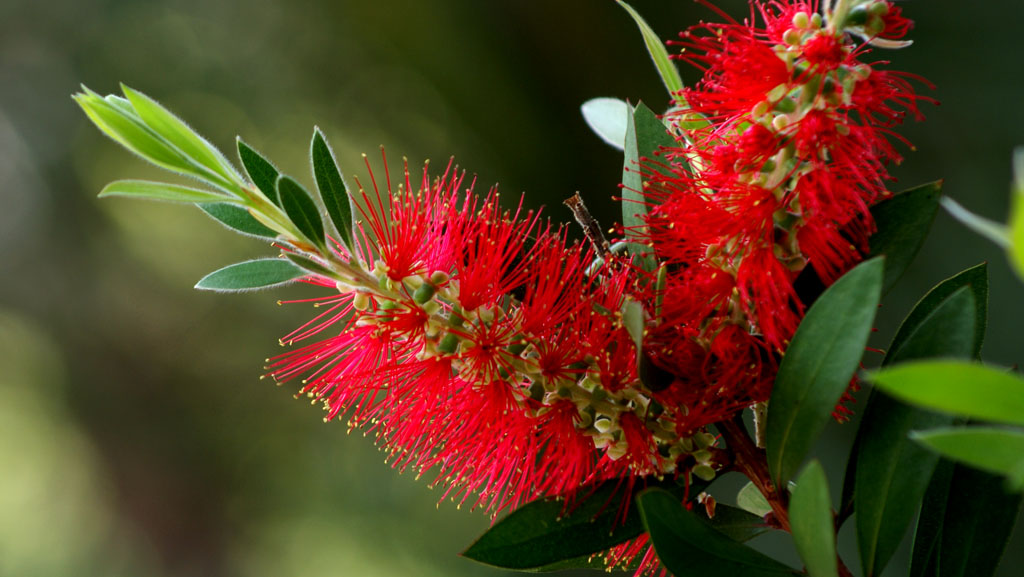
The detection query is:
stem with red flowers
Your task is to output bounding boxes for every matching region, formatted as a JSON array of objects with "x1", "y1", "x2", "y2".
[{"x1": 719, "y1": 418, "x2": 854, "y2": 577}]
